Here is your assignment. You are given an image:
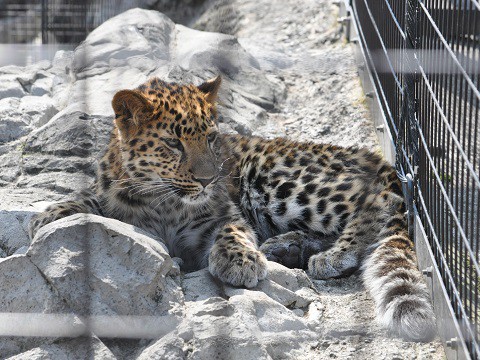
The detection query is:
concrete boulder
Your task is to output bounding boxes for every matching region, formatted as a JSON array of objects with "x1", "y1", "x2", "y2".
[
  {"x1": 6, "y1": 336, "x2": 116, "y2": 360},
  {"x1": 138, "y1": 263, "x2": 323, "y2": 360},
  {"x1": 0, "y1": 255, "x2": 83, "y2": 358},
  {"x1": 69, "y1": 8, "x2": 282, "y2": 133},
  {"x1": 27, "y1": 214, "x2": 182, "y2": 319},
  {"x1": 24, "y1": 111, "x2": 111, "y2": 158},
  {"x1": 0, "y1": 95, "x2": 57, "y2": 145},
  {"x1": 0, "y1": 210, "x2": 33, "y2": 257}
]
